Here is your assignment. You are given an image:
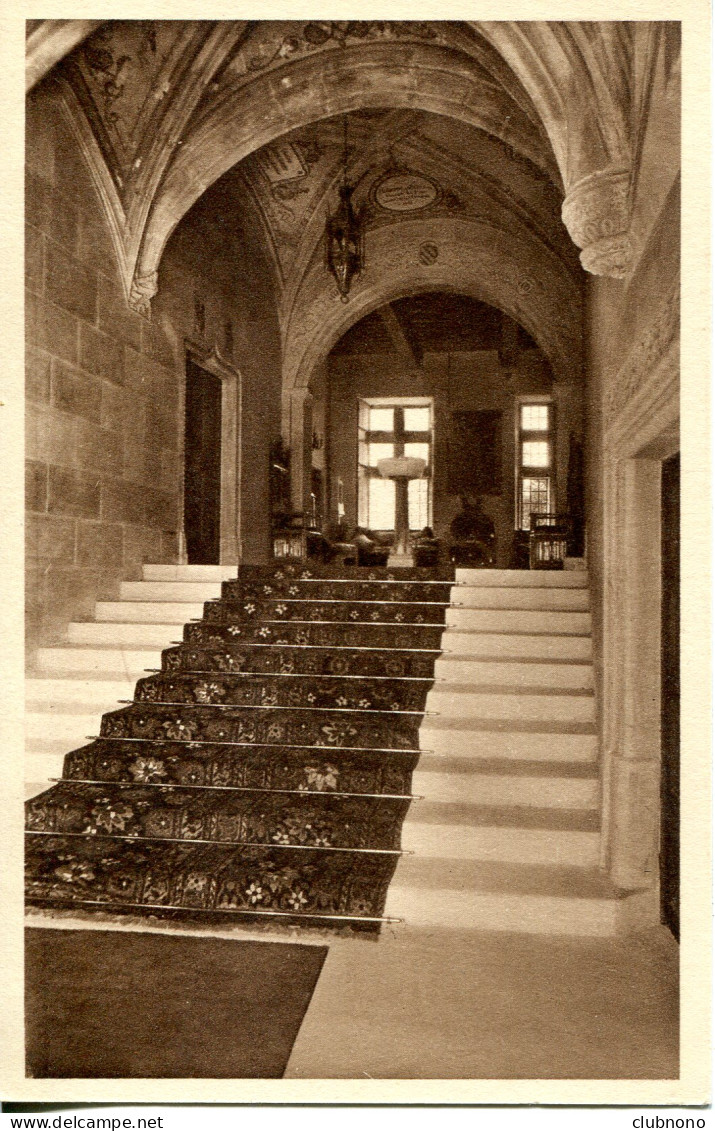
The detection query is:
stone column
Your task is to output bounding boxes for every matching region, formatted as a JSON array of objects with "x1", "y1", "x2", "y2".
[
  {"x1": 602, "y1": 458, "x2": 663, "y2": 889},
  {"x1": 288, "y1": 387, "x2": 314, "y2": 518},
  {"x1": 129, "y1": 269, "x2": 159, "y2": 318},
  {"x1": 551, "y1": 381, "x2": 575, "y2": 515},
  {"x1": 393, "y1": 476, "x2": 411, "y2": 558}
]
